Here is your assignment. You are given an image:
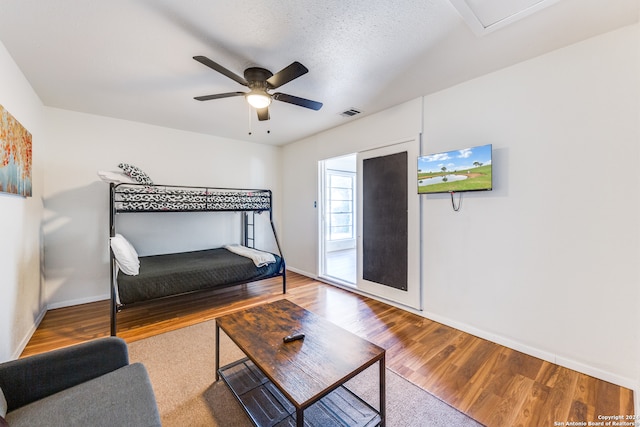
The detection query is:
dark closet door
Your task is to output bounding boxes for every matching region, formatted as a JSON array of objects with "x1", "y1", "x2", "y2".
[
  {"x1": 362, "y1": 151, "x2": 408, "y2": 290},
  {"x1": 356, "y1": 138, "x2": 421, "y2": 310}
]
